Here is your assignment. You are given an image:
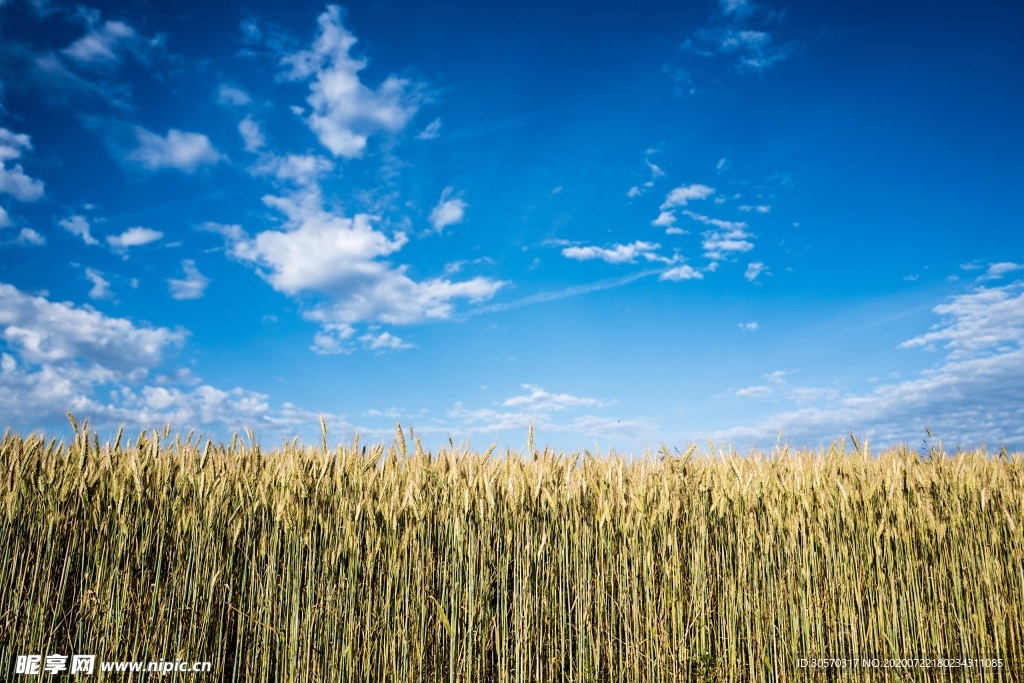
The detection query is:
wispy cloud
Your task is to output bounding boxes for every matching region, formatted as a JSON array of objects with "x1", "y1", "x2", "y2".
[
  {"x1": 417, "y1": 118, "x2": 442, "y2": 140},
  {"x1": 167, "y1": 260, "x2": 210, "y2": 300},
  {"x1": 653, "y1": 183, "x2": 714, "y2": 232},
  {"x1": 744, "y1": 261, "x2": 767, "y2": 282},
  {"x1": 107, "y1": 226, "x2": 163, "y2": 252},
  {"x1": 59, "y1": 215, "x2": 99, "y2": 246},
  {"x1": 84, "y1": 268, "x2": 112, "y2": 299},
  {"x1": 126, "y1": 127, "x2": 223, "y2": 172},
  {"x1": 470, "y1": 270, "x2": 660, "y2": 316},
  {"x1": 717, "y1": 280, "x2": 1024, "y2": 449},
  {"x1": 238, "y1": 116, "x2": 266, "y2": 152},
  {"x1": 681, "y1": 0, "x2": 795, "y2": 74},
  {"x1": 217, "y1": 84, "x2": 251, "y2": 107}
]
